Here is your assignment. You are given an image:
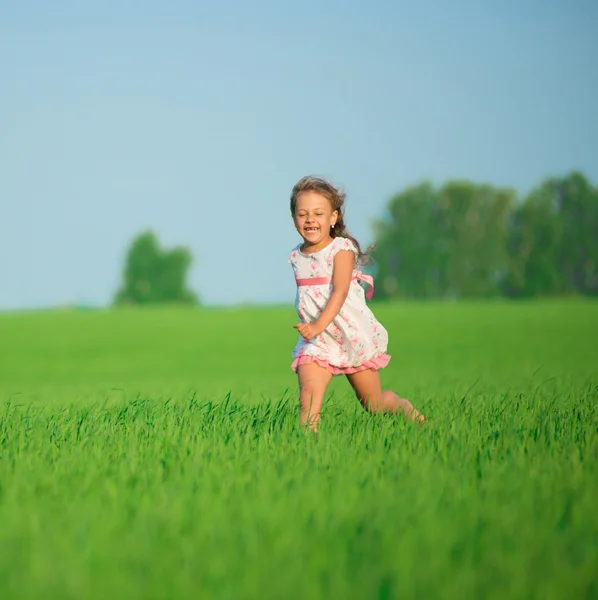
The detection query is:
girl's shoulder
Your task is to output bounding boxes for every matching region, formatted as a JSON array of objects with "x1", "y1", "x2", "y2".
[
  {"x1": 322, "y1": 237, "x2": 359, "y2": 268},
  {"x1": 288, "y1": 243, "x2": 303, "y2": 264},
  {"x1": 327, "y1": 236, "x2": 358, "y2": 258},
  {"x1": 330, "y1": 236, "x2": 356, "y2": 251}
]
